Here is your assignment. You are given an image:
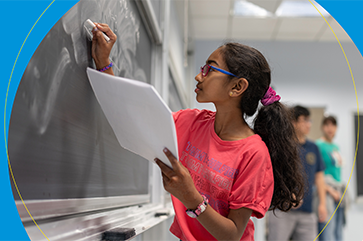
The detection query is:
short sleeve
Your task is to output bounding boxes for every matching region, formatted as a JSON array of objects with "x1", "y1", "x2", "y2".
[{"x1": 228, "y1": 146, "x2": 274, "y2": 218}]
